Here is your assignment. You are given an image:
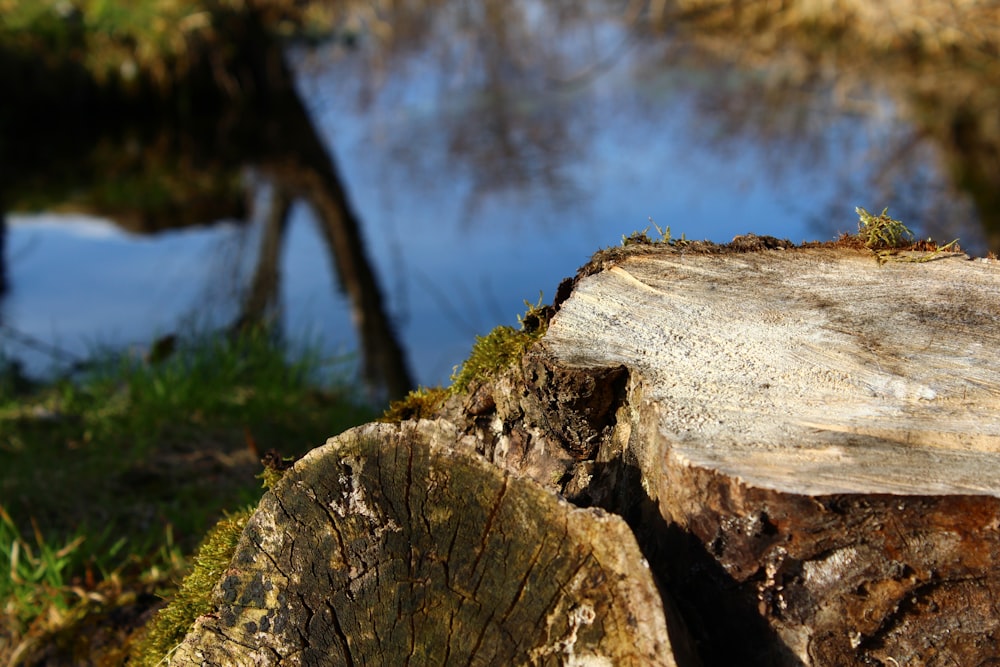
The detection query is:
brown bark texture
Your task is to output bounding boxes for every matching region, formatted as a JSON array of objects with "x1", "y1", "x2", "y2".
[{"x1": 179, "y1": 241, "x2": 1000, "y2": 666}]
